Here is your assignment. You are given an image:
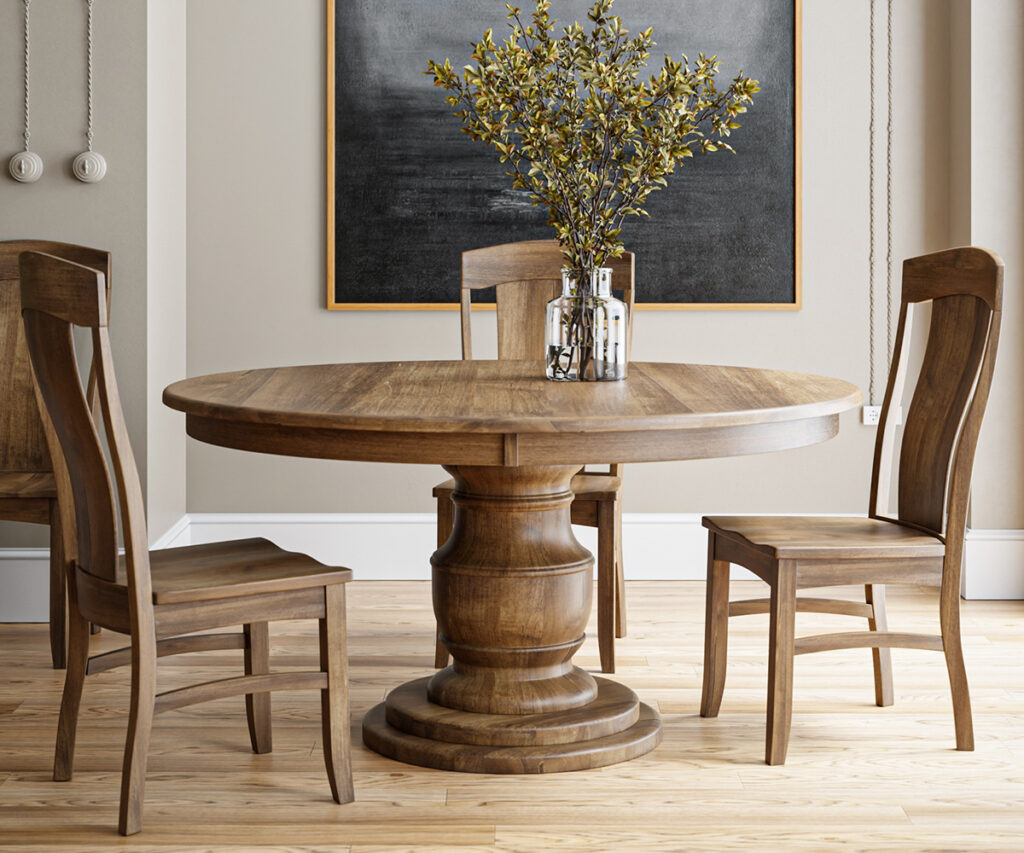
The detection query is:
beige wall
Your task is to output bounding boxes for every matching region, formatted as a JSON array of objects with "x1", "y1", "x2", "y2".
[
  {"x1": 0, "y1": 1, "x2": 148, "y2": 547},
  {"x1": 146, "y1": 1, "x2": 188, "y2": 539},
  {"x1": 959, "y1": 0, "x2": 1024, "y2": 529},
  {"x1": 0, "y1": 1, "x2": 187, "y2": 549},
  {"x1": 2, "y1": 1, "x2": 1019, "y2": 540},
  {"x1": 184, "y1": 0, "x2": 996, "y2": 518}
]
